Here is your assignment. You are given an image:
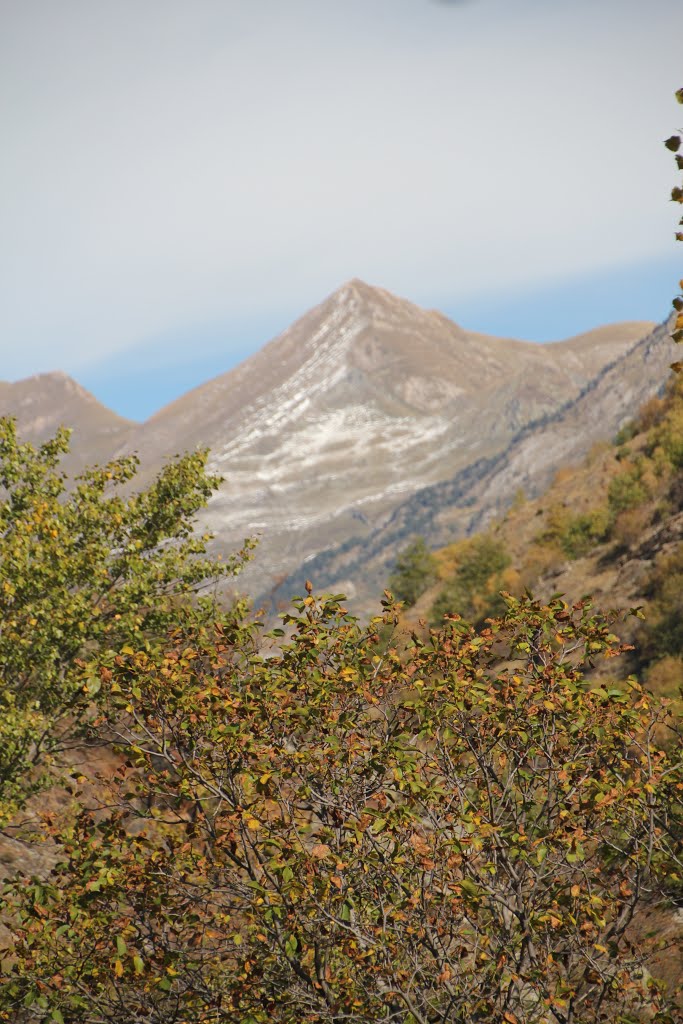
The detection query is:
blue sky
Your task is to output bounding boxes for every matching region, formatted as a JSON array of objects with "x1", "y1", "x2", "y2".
[{"x1": 1, "y1": 0, "x2": 681, "y2": 421}]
